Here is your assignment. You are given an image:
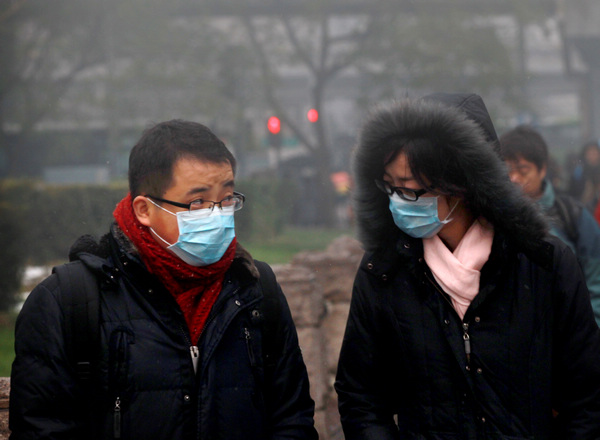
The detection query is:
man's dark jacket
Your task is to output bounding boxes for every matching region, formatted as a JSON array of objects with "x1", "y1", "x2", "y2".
[
  {"x1": 9, "y1": 226, "x2": 318, "y2": 440},
  {"x1": 335, "y1": 94, "x2": 600, "y2": 439}
]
